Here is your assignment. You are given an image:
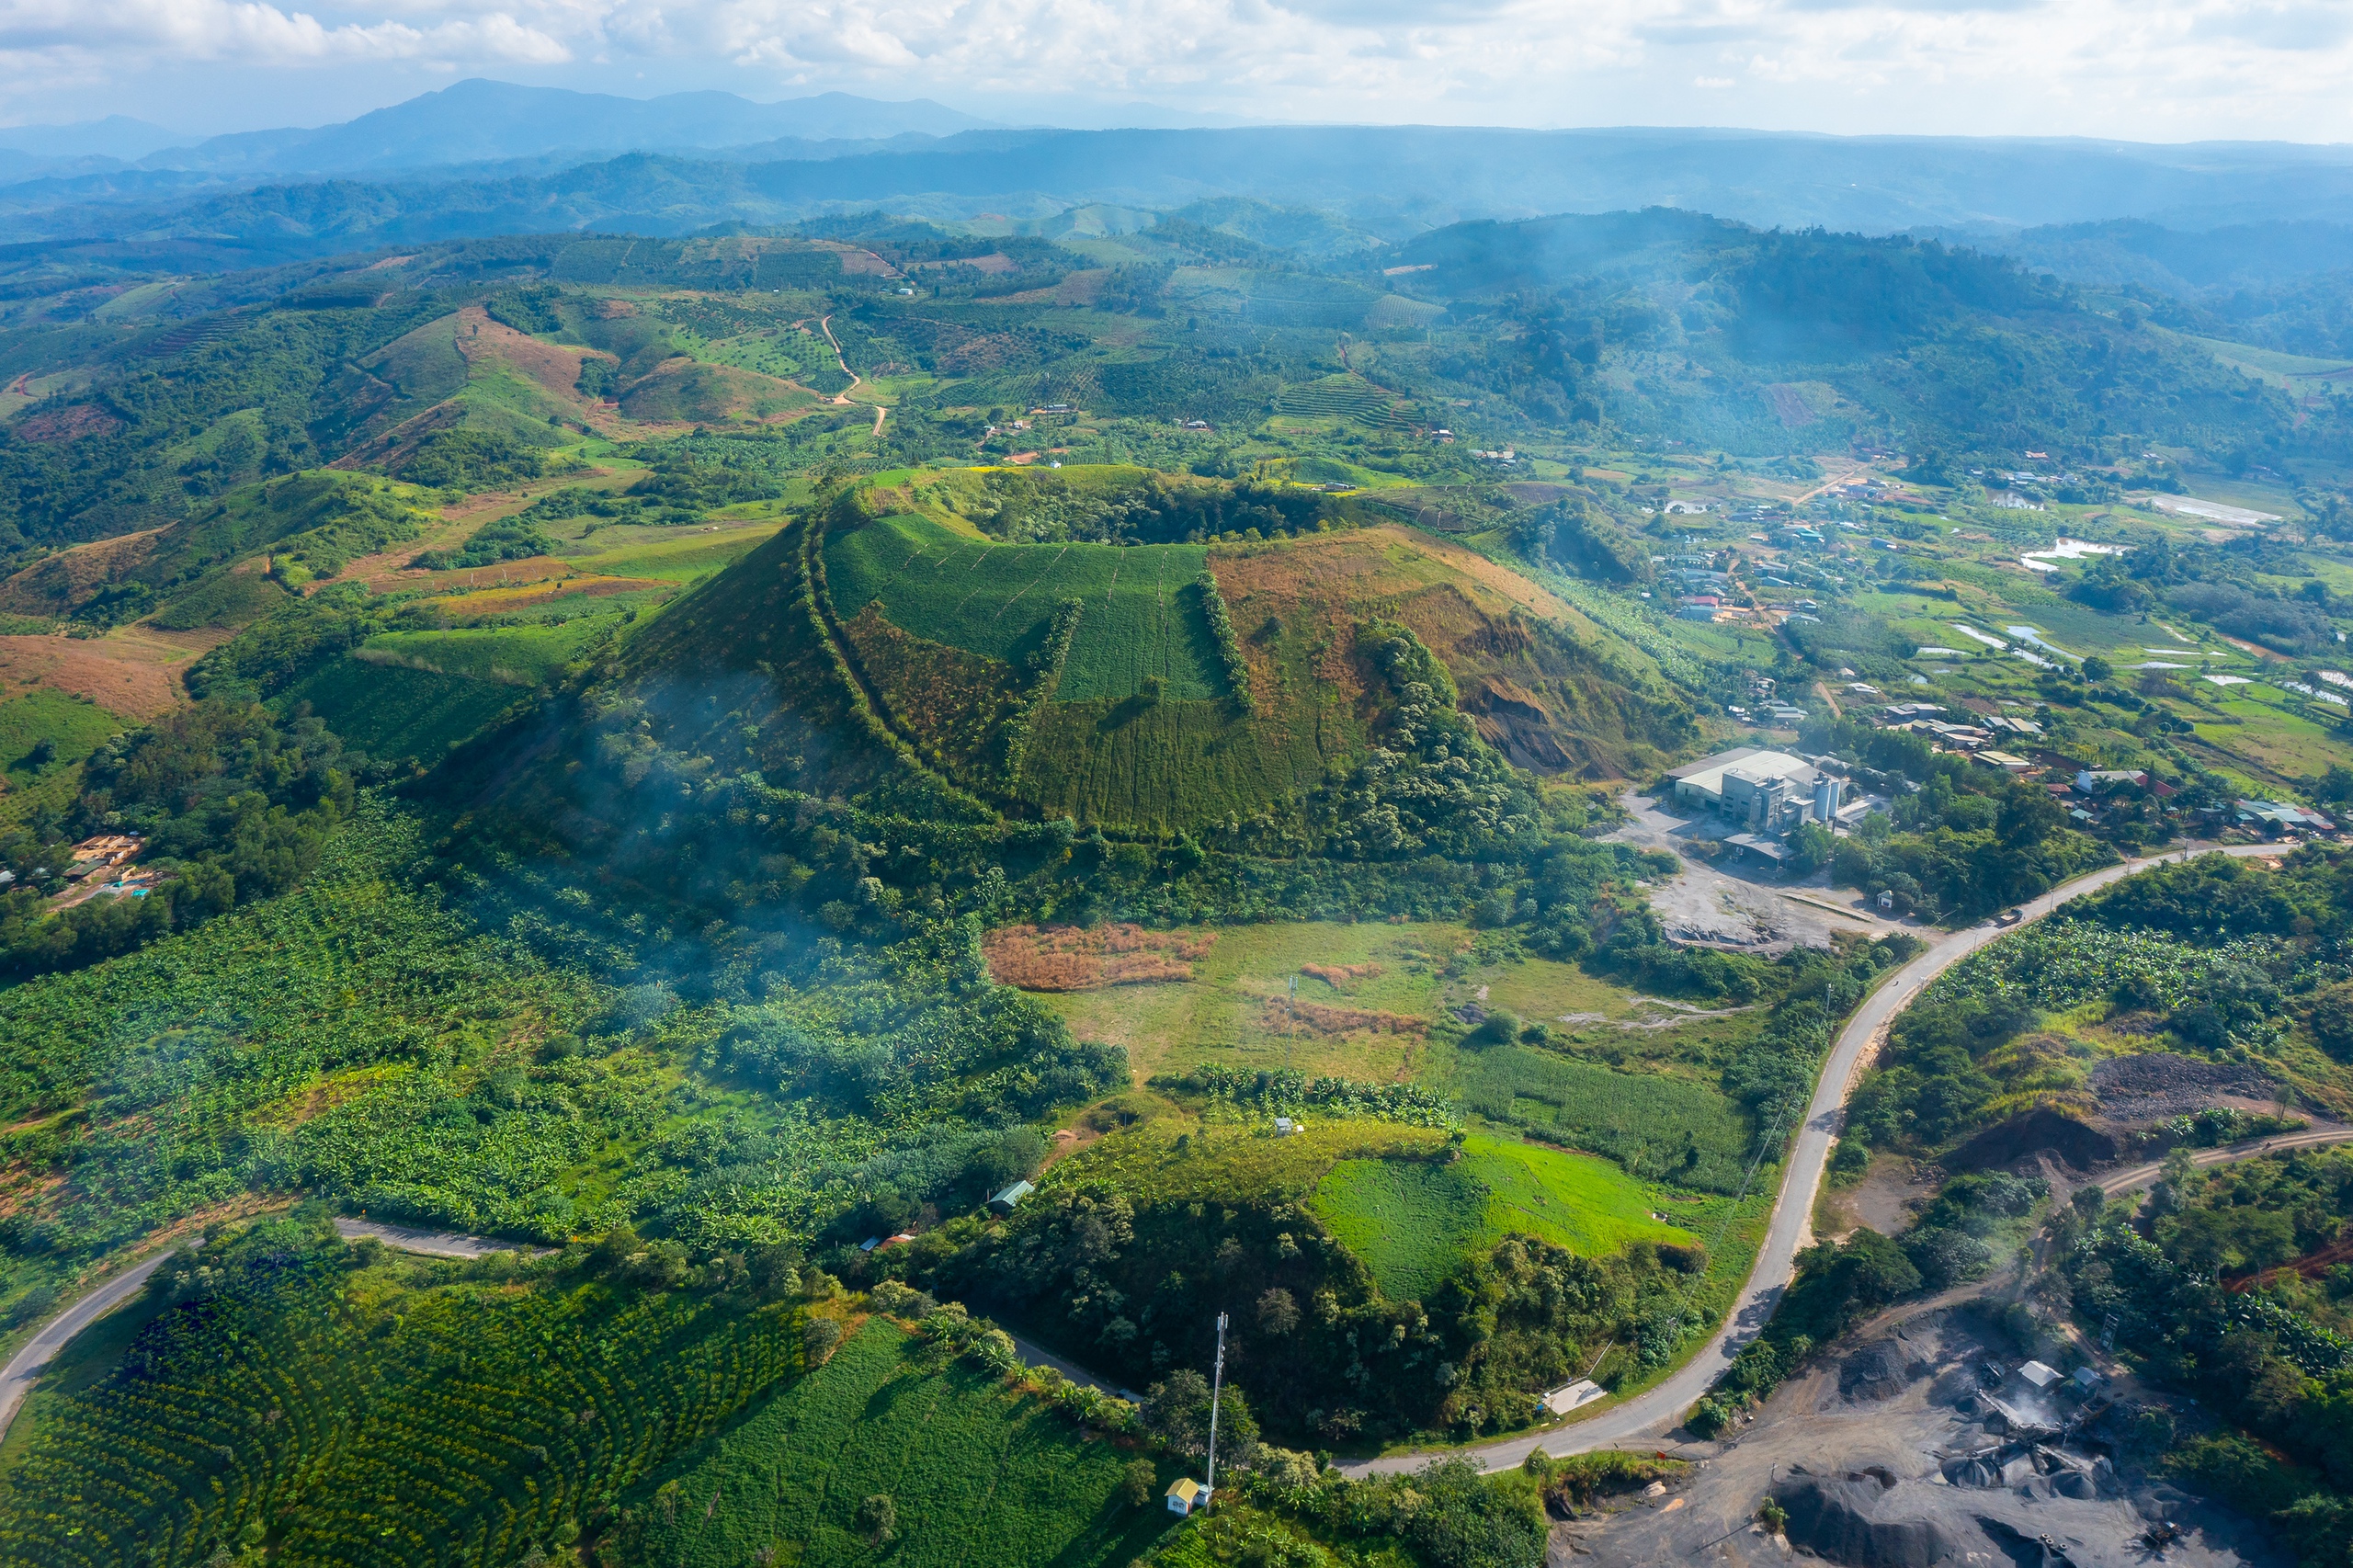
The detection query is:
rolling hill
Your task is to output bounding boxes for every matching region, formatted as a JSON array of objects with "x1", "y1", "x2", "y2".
[{"x1": 568, "y1": 473, "x2": 1689, "y2": 842}]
